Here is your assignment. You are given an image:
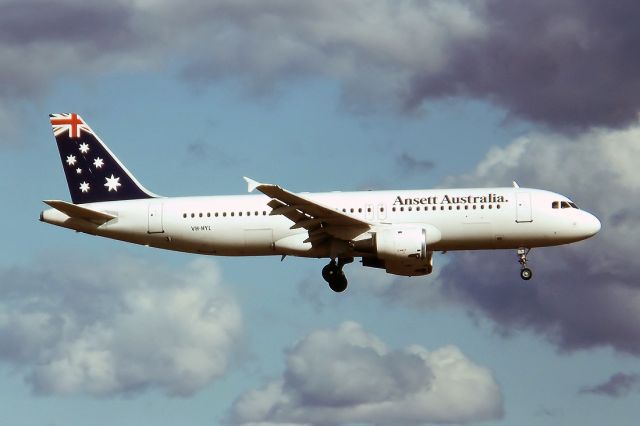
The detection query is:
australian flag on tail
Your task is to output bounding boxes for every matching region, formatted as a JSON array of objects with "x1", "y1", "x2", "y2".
[{"x1": 50, "y1": 113, "x2": 157, "y2": 204}]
